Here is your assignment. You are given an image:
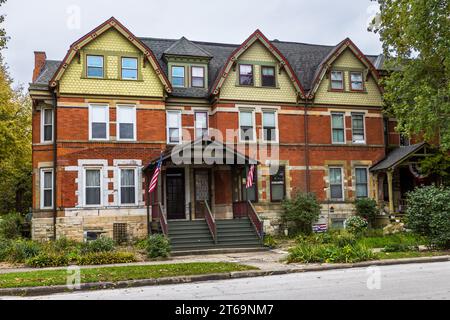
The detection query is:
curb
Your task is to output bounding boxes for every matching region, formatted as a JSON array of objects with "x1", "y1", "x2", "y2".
[{"x1": 0, "y1": 255, "x2": 448, "y2": 297}]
